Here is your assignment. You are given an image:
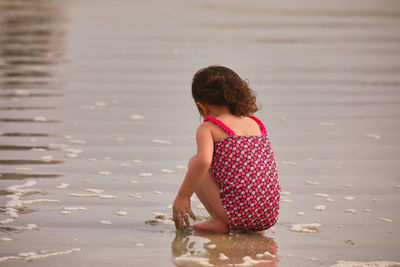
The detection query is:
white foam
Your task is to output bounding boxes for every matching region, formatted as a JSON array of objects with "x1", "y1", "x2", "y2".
[
  {"x1": 68, "y1": 193, "x2": 116, "y2": 199},
  {"x1": 326, "y1": 198, "x2": 335, "y2": 202},
  {"x1": 25, "y1": 248, "x2": 84, "y2": 261},
  {"x1": 68, "y1": 139, "x2": 86, "y2": 144},
  {"x1": 364, "y1": 133, "x2": 381, "y2": 140},
  {"x1": 60, "y1": 211, "x2": 72, "y2": 215},
  {"x1": 139, "y1": 172, "x2": 152, "y2": 177},
  {"x1": 32, "y1": 148, "x2": 46, "y2": 152},
  {"x1": 48, "y1": 143, "x2": 68, "y2": 150},
  {"x1": 263, "y1": 251, "x2": 275, "y2": 257},
  {"x1": 206, "y1": 244, "x2": 216, "y2": 249},
  {"x1": 65, "y1": 148, "x2": 83, "y2": 154},
  {"x1": 314, "y1": 193, "x2": 328, "y2": 198},
  {"x1": 66, "y1": 153, "x2": 78, "y2": 158},
  {"x1": 55, "y1": 183, "x2": 69, "y2": 189},
  {"x1": 116, "y1": 211, "x2": 128, "y2": 216},
  {"x1": 136, "y1": 243, "x2": 144, "y2": 247},
  {"x1": 3, "y1": 180, "x2": 59, "y2": 229},
  {"x1": 33, "y1": 116, "x2": 48, "y2": 122},
  {"x1": 130, "y1": 114, "x2": 145, "y2": 120},
  {"x1": 130, "y1": 180, "x2": 139, "y2": 184},
  {"x1": 120, "y1": 163, "x2": 130, "y2": 167},
  {"x1": 0, "y1": 255, "x2": 21, "y2": 262},
  {"x1": 305, "y1": 180, "x2": 320, "y2": 186},
  {"x1": 344, "y1": 184, "x2": 352, "y2": 188},
  {"x1": 377, "y1": 217, "x2": 393, "y2": 223},
  {"x1": 0, "y1": 218, "x2": 14, "y2": 225},
  {"x1": 330, "y1": 260, "x2": 400, "y2": 267},
  {"x1": 6, "y1": 208, "x2": 19, "y2": 218},
  {"x1": 297, "y1": 211, "x2": 305, "y2": 216},
  {"x1": 290, "y1": 223, "x2": 321, "y2": 233},
  {"x1": 281, "y1": 191, "x2": 291, "y2": 195},
  {"x1": 21, "y1": 199, "x2": 60, "y2": 205},
  {"x1": 176, "y1": 165, "x2": 187, "y2": 170},
  {"x1": 161, "y1": 169, "x2": 174, "y2": 174},
  {"x1": 174, "y1": 253, "x2": 212, "y2": 266},
  {"x1": 153, "y1": 190, "x2": 162, "y2": 195},
  {"x1": 15, "y1": 224, "x2": 38, "y2": 230},
  {"x1": 227, "y1": 256, "x2": 271, "y2": 267},
  {"x1": 97, "y1": 171, "x2": 111, "y2": 175},
  {"x1": 343, "y1": 196, "x2": 355, "y2": 200},
  {"x1": 63, "y1": 207, "x2": 87, "y2": 211},
  {"x1": 152, "y1": 139, "x2": 172, "y2": 145},
  {"x1": 40, "y1": 155, "x2": 53, "y2": 162},
  {"x1": 128, "y1": 193, "x2": 143, "y2": 199},
  {"x1": 345, "y1": 209, "x2": 357, "y2": 214},
  {"x1": 219, "y1": 253, "x2": 229, "y2": 260},
  {"x1": 15, "y1": 167, "x2": 32, "y2": 172},
  {"x1": 99, "y1": 220, "x2": 112, "y2": 225},
  {"x1": 313, "y1": 205, "x2": 326, "y2": 211},
  {"x1": 280, "y1": 198, "x2": 292, "y2": 203},
  {"x1": 95, "y1": 102, "x2": 107, "y2": 107},
  {"x1": 132, "y1": 159, "x2": 142, "y2": 164},
  {"x1": 84, "y1": 188, "x2": 104, "y2": 194}
]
